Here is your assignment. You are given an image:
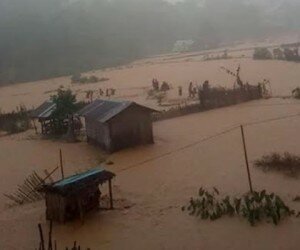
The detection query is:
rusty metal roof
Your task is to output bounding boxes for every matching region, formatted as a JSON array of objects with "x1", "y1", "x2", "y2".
[{"x1": 78, "y1": 99, "x2": 157, "y2": 123}]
